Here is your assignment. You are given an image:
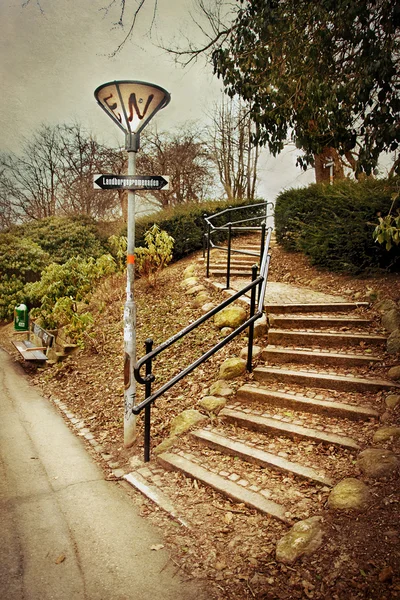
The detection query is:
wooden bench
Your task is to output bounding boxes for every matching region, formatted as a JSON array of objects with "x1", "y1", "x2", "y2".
[{"x1": 12, "y1": 322, "x2": 55, "y2": 363}]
